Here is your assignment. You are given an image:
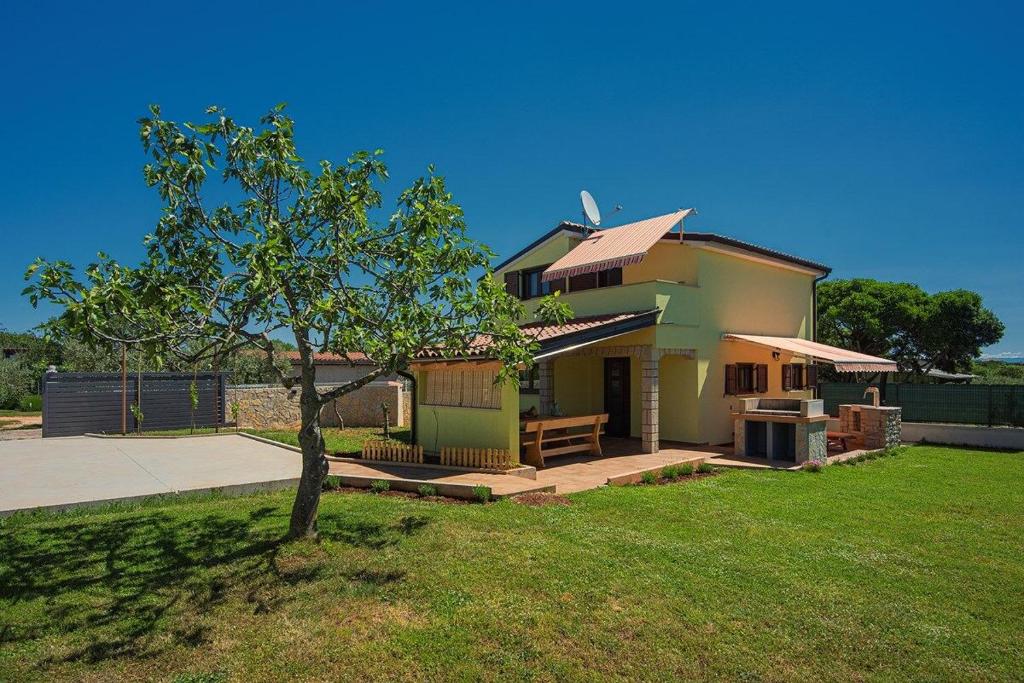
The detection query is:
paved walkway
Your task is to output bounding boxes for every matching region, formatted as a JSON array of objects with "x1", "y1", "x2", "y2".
[{"x1": 0, "y1": 434, "x2": 300, "y2": 515}]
